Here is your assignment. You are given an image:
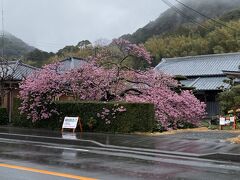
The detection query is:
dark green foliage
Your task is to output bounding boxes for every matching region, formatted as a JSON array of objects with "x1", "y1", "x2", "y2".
[
  {"x1": 77, "y1": 40, "x2": 92, "y2": 48},
  {"x1": 57, "y1": 46, "x2": 80, "y2": 56},
  {"x1": 220, "y1": 9, "x2": 240, "y2": 22},
  {"x1": 145, "y1": 19, "x2": 240, "y2": 61},
  {"x1": 0, "y1": 108, "x2": 8, "y2": 125},
  {"x1": 12, "y1": 98, "x2": 33, "y2": 128},
  {"x1": 24, "y1": 49, "x2": 54, "y2": 67},
  {"x1": 218, "y1": 85, "x2": 240, "y2": 115},
  {"x1": 12, "y1": 97, "x2": 61, "y2": 129},
  {"x1": 12, "y1": 98, "x2": 59, "y2": 129},
  {"x1": 12, "y1": 100, "x2": 155, "y2": 132},
  {"x1": 54, "y1": 101, "x2": 155, "y2": 133},
  {"x1": 177, "y1": 121, "x2": 197, "y2": 129}
]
